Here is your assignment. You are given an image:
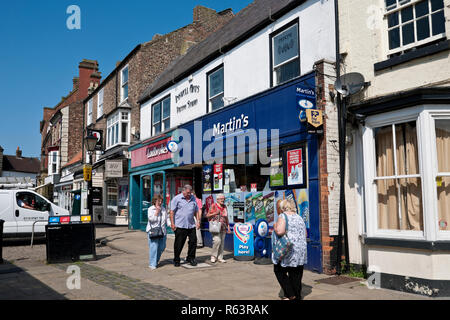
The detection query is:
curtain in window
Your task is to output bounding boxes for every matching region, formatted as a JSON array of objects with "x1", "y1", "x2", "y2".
[
  {"x1": 436, "y1": 127, "x2": 450, "y2": 230},
  {"x1": 376, "y1": 126, "x2": 399, "y2": 229},
  {"x1": 396, "y1": 123, "x2": 423, "y2": 231}
]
